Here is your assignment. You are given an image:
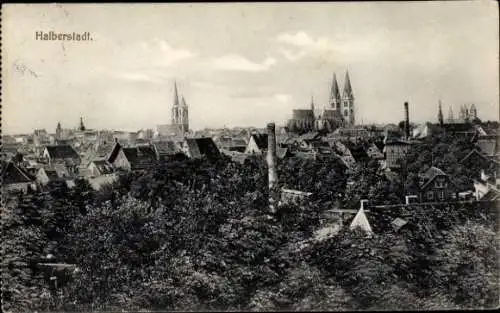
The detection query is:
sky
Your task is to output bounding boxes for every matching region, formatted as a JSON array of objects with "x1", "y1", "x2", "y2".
[{"x1": 2, "y1": 2, "x2": 499, "y2": 134}]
